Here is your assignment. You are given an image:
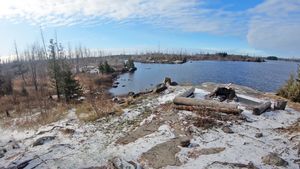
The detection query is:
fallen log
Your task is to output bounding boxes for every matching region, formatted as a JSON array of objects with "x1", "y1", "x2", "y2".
[
  {"x1": 180, "y1": 87, "x2": 195, "y2": 97},
  {"x1": 173, "y1": 97, "x2": 241, "y2": 114},
  {"x1": 174, "y1": 105, "x2": 242, "y2": 115},
  {"x1": 252, "y1": 101, "x2": 271, "y2": 115}
]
